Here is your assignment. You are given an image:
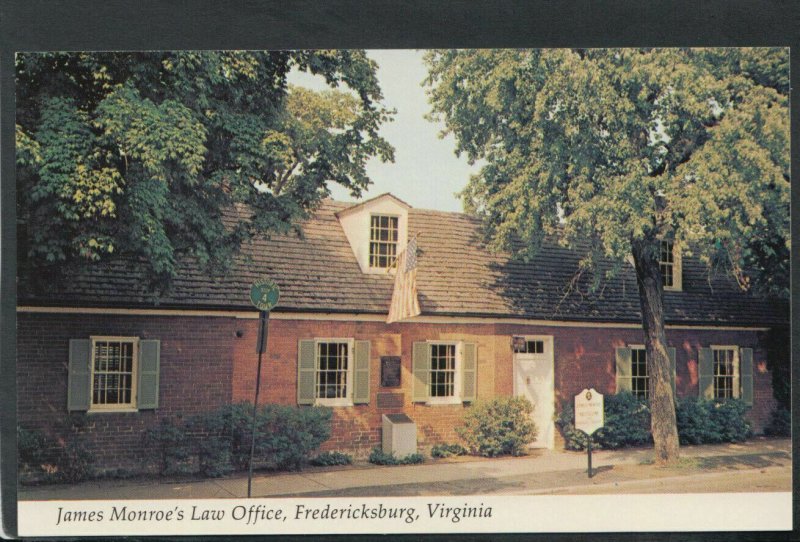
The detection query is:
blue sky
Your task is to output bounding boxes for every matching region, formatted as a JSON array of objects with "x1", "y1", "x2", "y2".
[{"x1": 289, "y1": 50, "x2": 480, "y2": 212}]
